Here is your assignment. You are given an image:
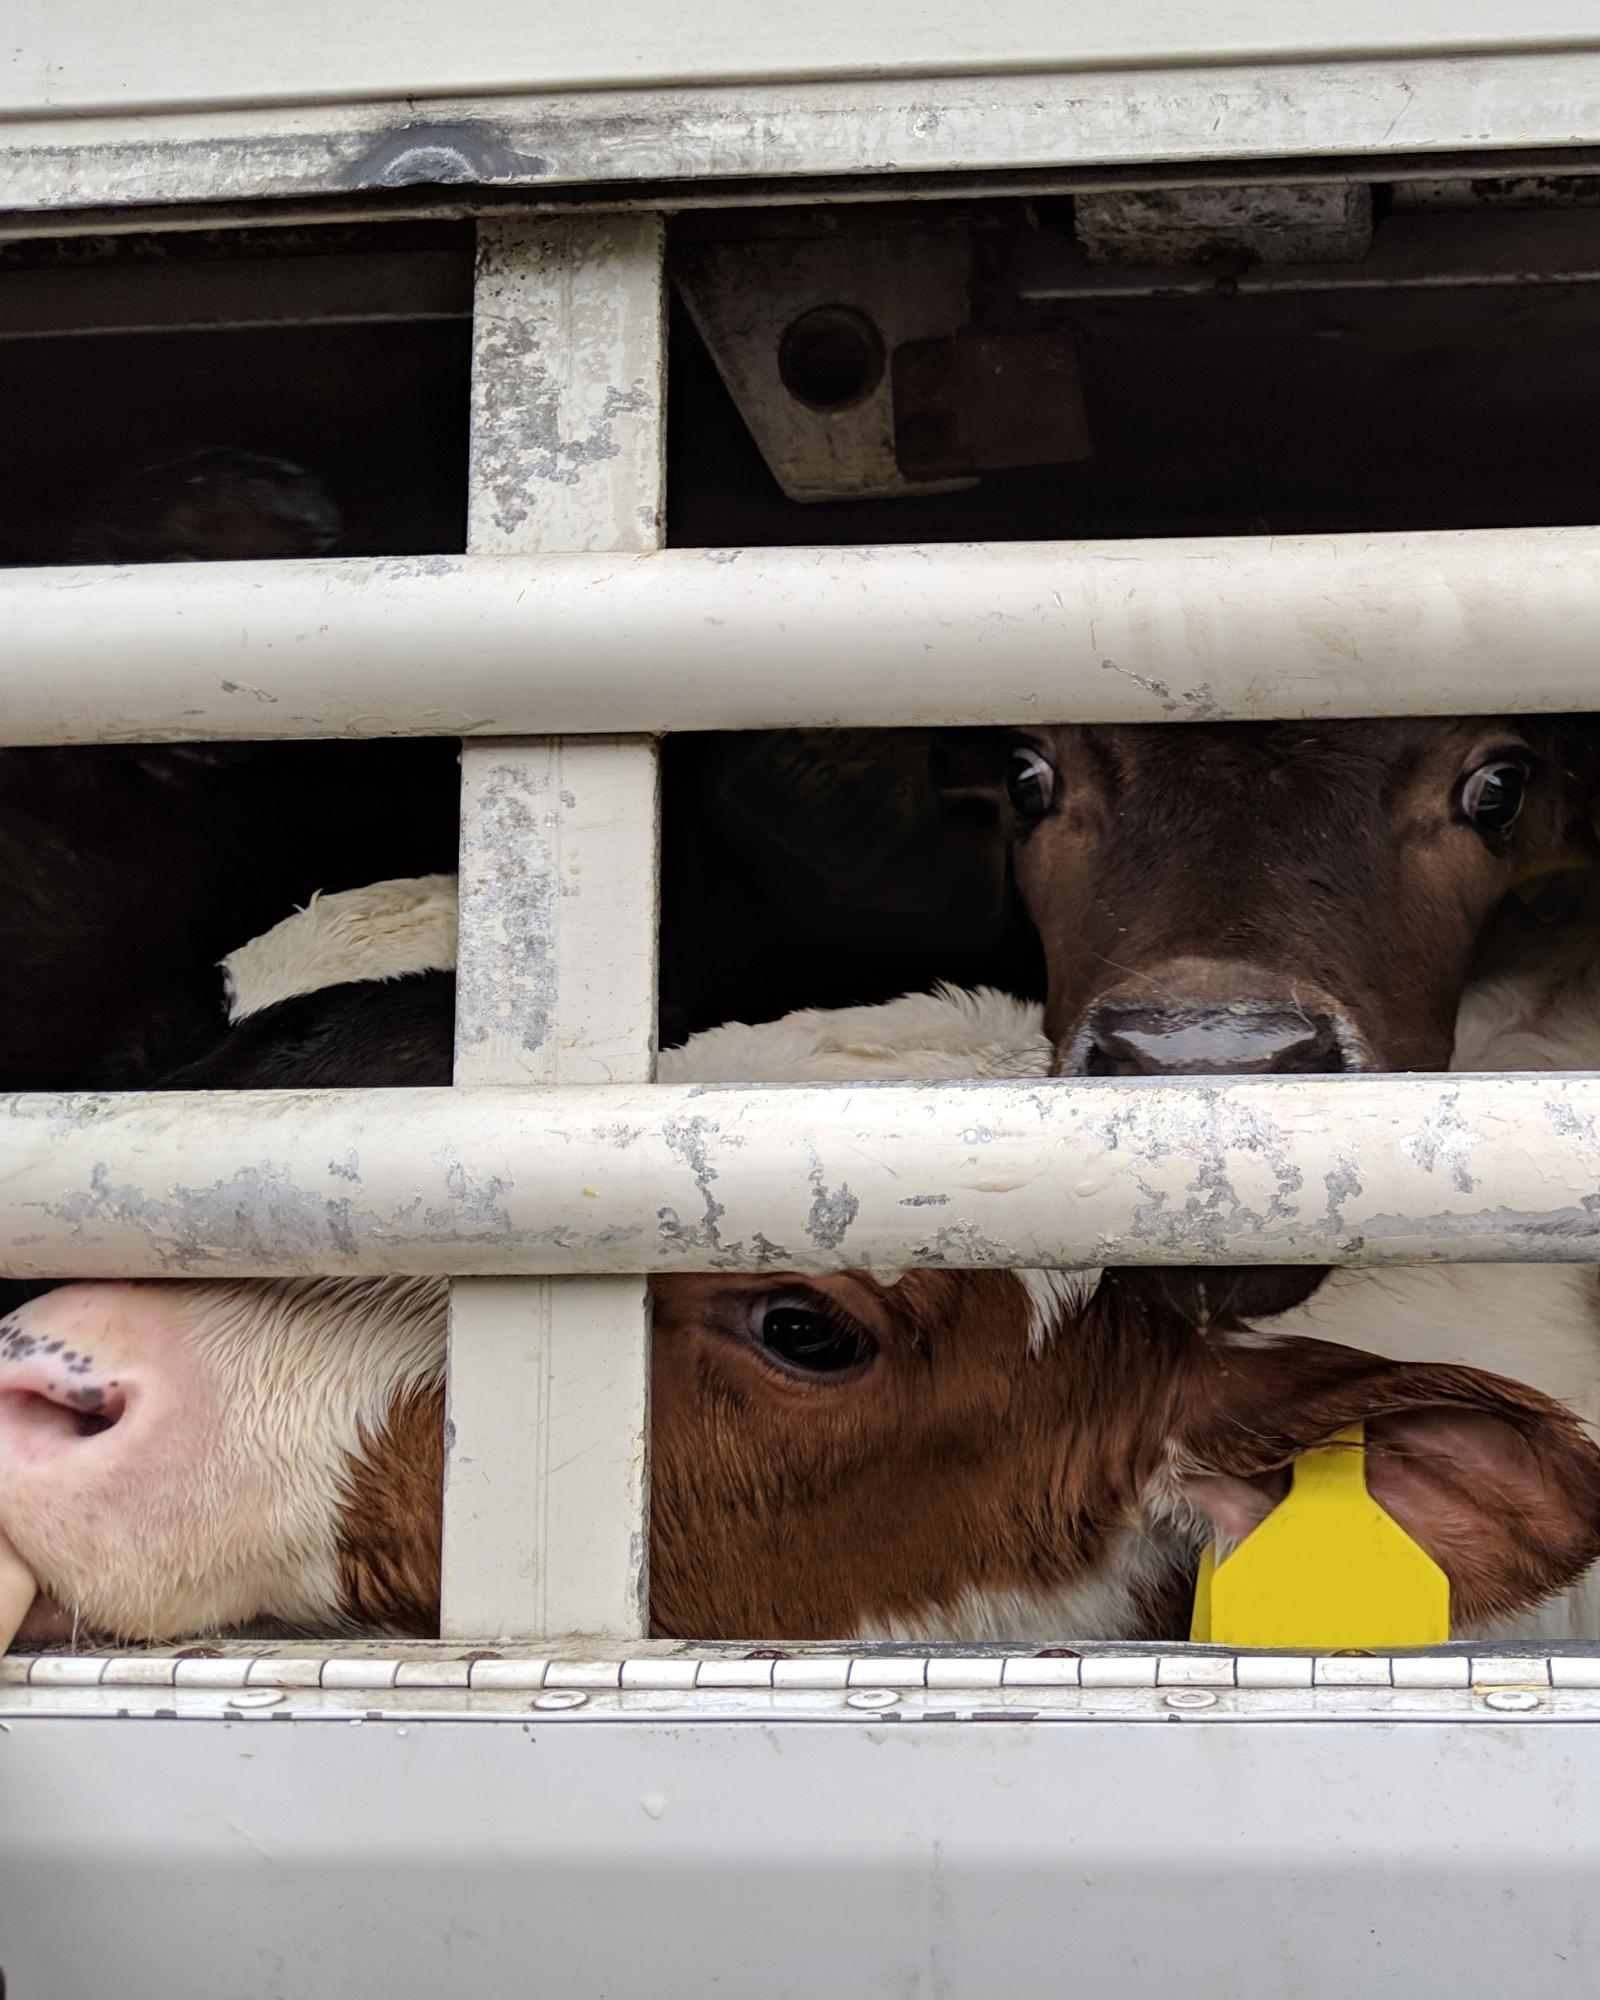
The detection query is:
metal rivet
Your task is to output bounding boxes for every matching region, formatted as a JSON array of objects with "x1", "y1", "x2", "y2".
[
  {"x1": 1482, "y1": 1688, "x2": 1542, "y2": 1712},
  {"x1": 1164, "y1": 1689, "x2": 1219, "y2": 1710},
  {"x1": 846, "y1": 1689, "x2": 900, "y2": 1710},
  {"x1": 223, "y1": 1689, "x2": 285, "y2": 1710},
  {"x1": 533, "y1": 1689, "x2": 589, "y2": 1710}
]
